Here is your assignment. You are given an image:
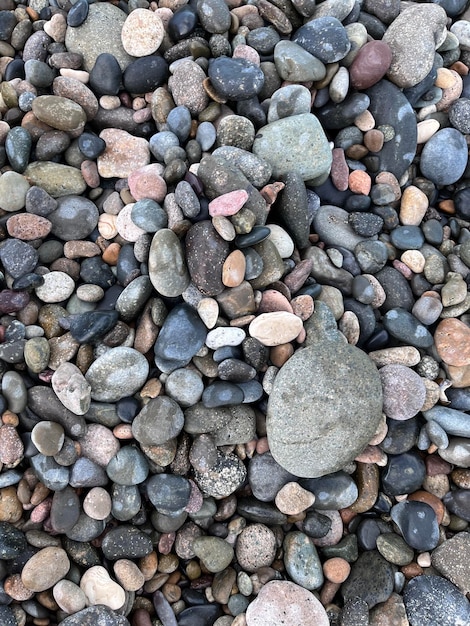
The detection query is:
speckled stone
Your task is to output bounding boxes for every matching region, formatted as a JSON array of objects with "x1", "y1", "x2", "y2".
[{"x1": 85, "y1": 347, "x2": 149, "y2": 402}]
